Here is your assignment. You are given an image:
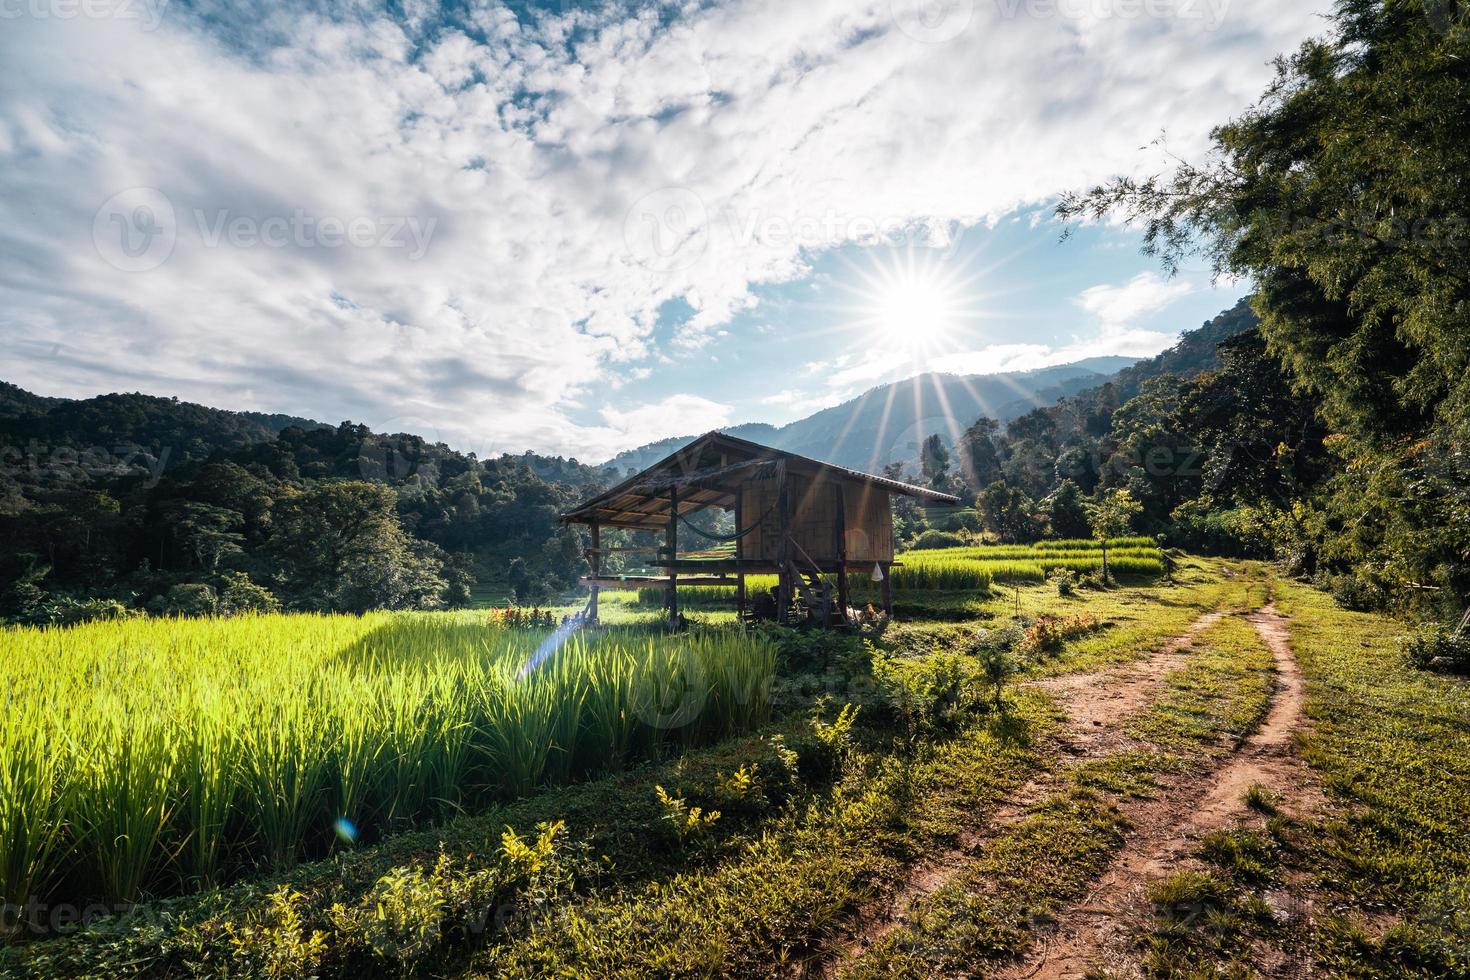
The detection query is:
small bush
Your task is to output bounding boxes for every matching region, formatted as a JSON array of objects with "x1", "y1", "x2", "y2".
[
  {"x1": 1404, "y1": 624, "x2": 1470, "y2": 674},
  {"x1": 226, "y1": 887, "x2": 328, "y2": 979},
  {"x1": 361, "y1": 861, "x2": 449, "y2": 965},
  {"x1": 654, "y1": 785, "x2": 721, "y2": 845},
  {"x1": 1018, "y1": 613, "x2": 1101, "y2": 657},
  {"x1": 47, "y1": 597, "x2": 139, "y2": 626},
  {"x1": 217, "y1": 572, "x2": 282, "y2": 616},
  {"x1": 1326, "y1": 574, "x2": 1385, "y2": 612},
  {"x1": 162, "y1": 582, "x2": 218, "y2": 616},
  {"x1": 805, "y1": 703, "x2": 861, "y2": 777},
  {"x1": 872, "y1": 652, "x2": 988, "y2": 740},
  {"x1": 1049, "y1": 568, "x2": 1079, "y2": 597},
  {"x1": 972, "y1": 643, "x2": 1019, "y2": 711},
  {"x1": 911, "y1": 529, "x2": 966, "y2": 550}
]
